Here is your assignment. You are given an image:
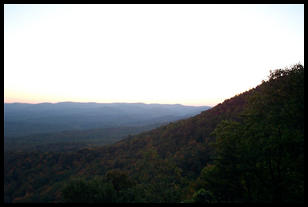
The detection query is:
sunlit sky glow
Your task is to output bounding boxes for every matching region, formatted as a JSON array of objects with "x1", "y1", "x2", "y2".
[{"x1": 4, "y1": 4, "x2": 304, "y2": 106}]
